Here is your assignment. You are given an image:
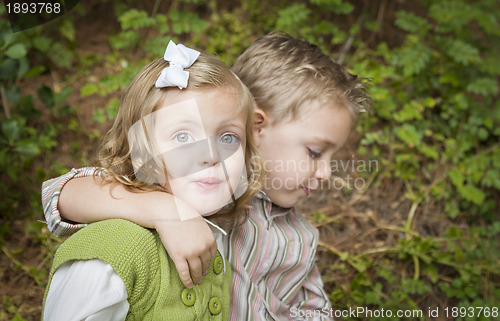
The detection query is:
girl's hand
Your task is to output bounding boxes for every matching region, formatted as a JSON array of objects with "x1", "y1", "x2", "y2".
[{"x1": 154, "y1": 199, "x2": 218, "y2": 288}]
